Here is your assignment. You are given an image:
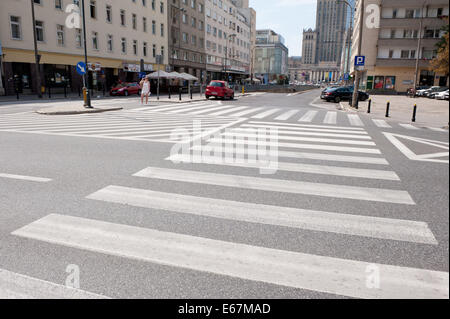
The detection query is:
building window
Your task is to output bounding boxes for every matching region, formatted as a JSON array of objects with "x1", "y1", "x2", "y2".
[
  {"x1": 92, "y1": 31, "x2": 98, "y2": 50},
  {"x1": 10, "y1": 16, "x2": 21, "y2": 40},
  {"x1": 121, "y1": 38, "x2": 127, "y2": 53},
  {"x1": 143, "y1": 17, "x2": 147, "y2": 32},
  {"x1": 57, "y1": 25, "x2": 65, "y2": 46},
  {"x1": 35, "y1": 21, "x2": 44, "y2": 42},
  {"x1": 143, "y1": 42, "x2": 148, "y2": 56},
  {"x1": 75, "y1": 29, "x2": 82, "y2": 48},
  {"x1": 106, "y1": 5, "x2": 112, "y2": 23},
  {"x1": 107, "y1": 34, "x2": 113, "y2": 52},
  {"x1": 90, "y1": 0, "x2": 97, "y2": 19},
  {"x1": 120, "y1": 10, "x2": 126, "y2": 26},
  {"x1": 132, "y1": 14, "x2": 137, "y2": 30},
  {"x1": 133, "y1": 40, "x2": 138, "y2": 55},
  {"x1": 55, "y1": 0, "x2": 63, "y2": 10},
  {"x1": 152, "y1": 44, "x2": 156, "y2": 58},
  {"x1": 160, "y1": 23, "x2": 164, "y2": 36}
]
